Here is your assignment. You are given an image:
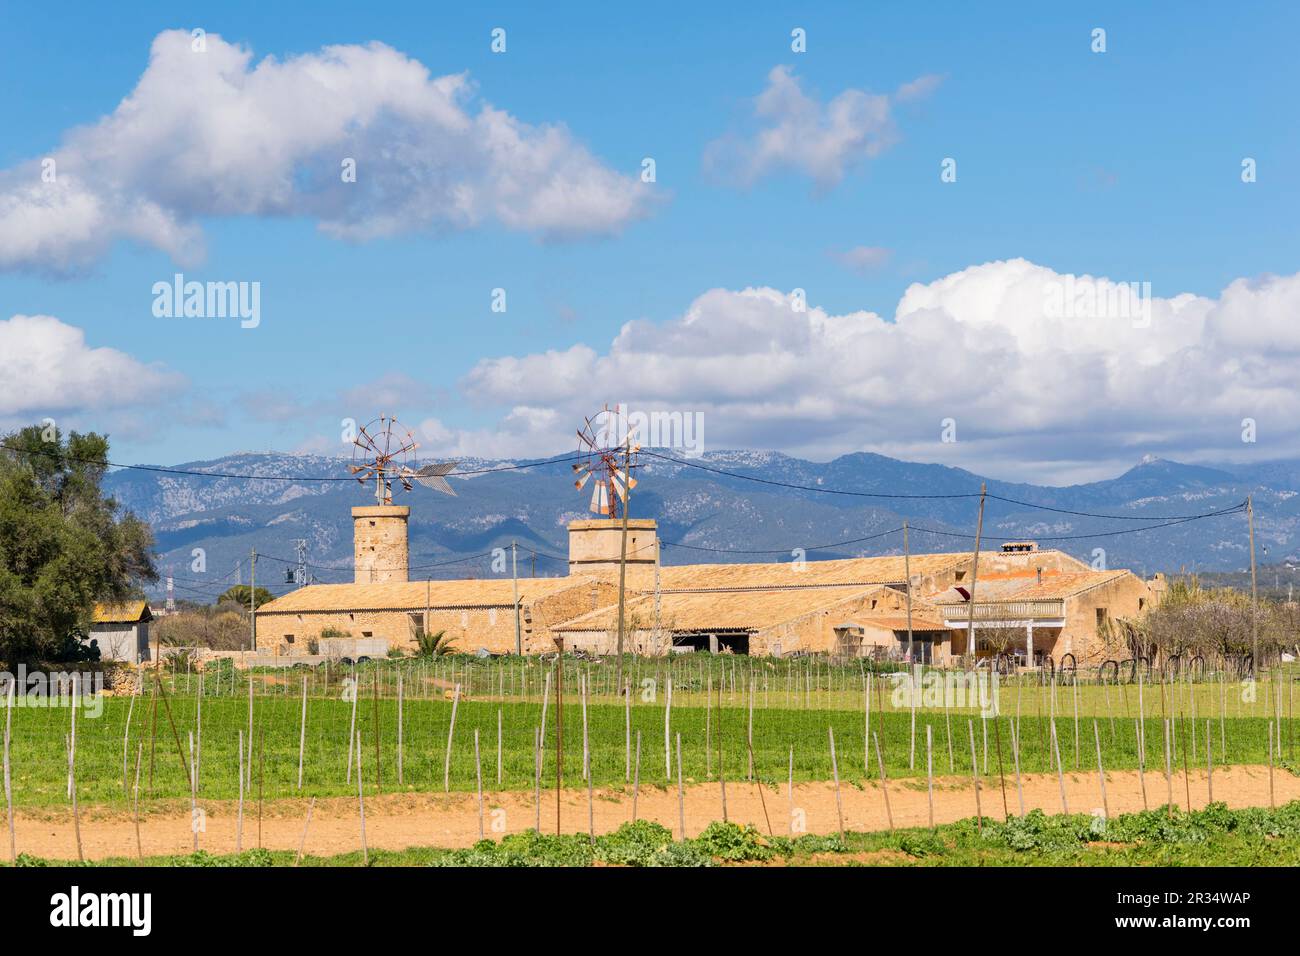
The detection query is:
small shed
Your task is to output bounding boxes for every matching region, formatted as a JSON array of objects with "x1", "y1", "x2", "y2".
[{"x1": 89, "y1": 601, "x2": 153, "y2": 663}]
